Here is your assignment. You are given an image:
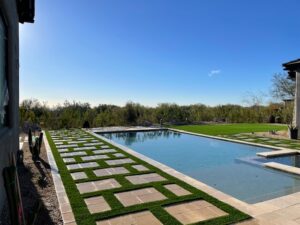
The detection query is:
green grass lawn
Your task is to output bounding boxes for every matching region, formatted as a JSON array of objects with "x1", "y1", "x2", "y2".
[{"x1": 171, "y1": 123, "x2": 287, "y2": 136}]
